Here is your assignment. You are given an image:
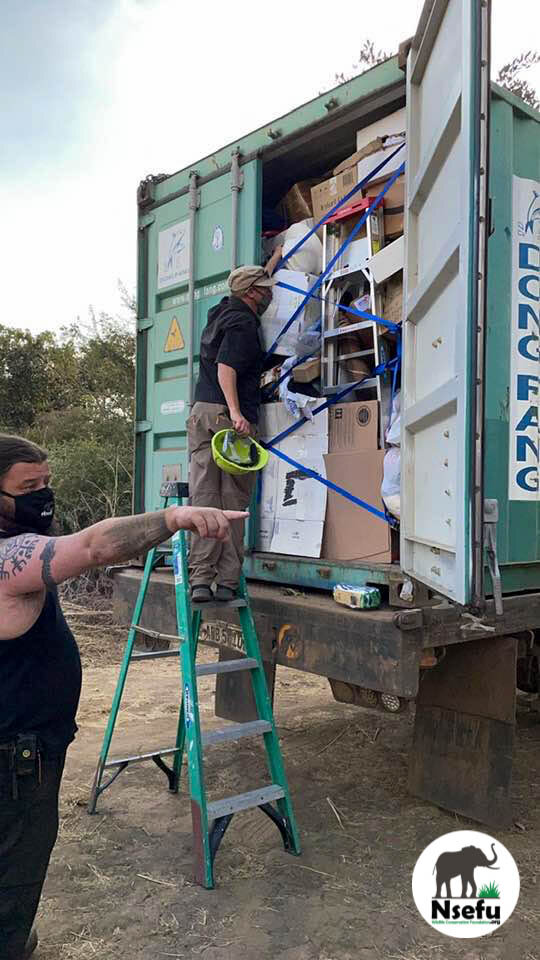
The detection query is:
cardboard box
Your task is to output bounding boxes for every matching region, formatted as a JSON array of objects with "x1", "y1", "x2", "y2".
[
  {"x1": 355, "y1": 108, "x2": 406, "y2": 152},
  {"x1": 293, "y1": 356, "x2": 320, "y2": 383},
  {"x1": 332, "y1": 138, "x2": 385, "y2": 177},
  {"x1": 384, "y1": 211, "x2": 404, "y2": 238},
  {"x1": 311, "y1": 167, "x2": 358, "y2": 223},
  {"x1": 369, "y1": 174, "x2": 405, "y2": 209},
  {"x1": 260, "y1": 269, "x2": 320, "y2": 356},
  {"x1": 384, "y1": 273, "x2": 403, "y2": 327},
  {"x1": 366, "y1": 175, "x2": 405, "y2": 239},
  {"x1": 283, "y1": 180, "x2": 317, "y2": 222},
  {"x1": 322, "y1": 450, "x2": 392, "y2": 563},
  {"x1": 357, "y1": 136, "x2": 405, "y2": 189},
  {"x1": 257, "y1": 403, "x2": 328, "y2": 557},
  {"x1": 329, "y1": 401, "x2": 379, "y2": 453}
]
